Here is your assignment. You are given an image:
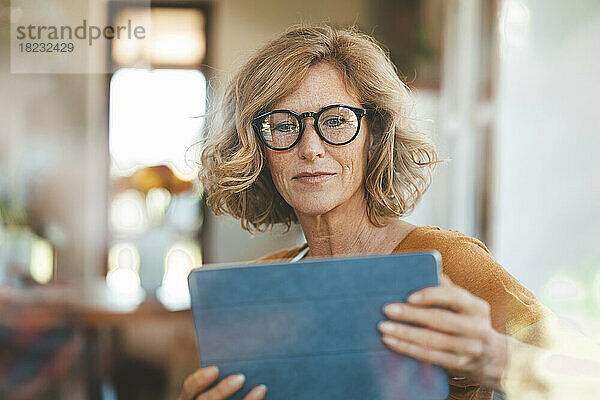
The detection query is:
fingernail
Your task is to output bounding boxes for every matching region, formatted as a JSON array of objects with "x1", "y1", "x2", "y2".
[
  {"x1": 229, "y1": 374, "x2": 245, "y2": 387},
  {"x1": 255, "y1": 384, "x2": 267, "y2": 396},
  {"x1": 384, "y1": 303, "x2": 402, "y2": 315},
  {"x1": 407, "y1": 292, "x2": 421, "y2": 303},
  {"x1": 377, "y1": 321, "x2": 394, "y2": 334},
  {"x1": 202, "y1": 365, "x2": 218, "y2": 377}
]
